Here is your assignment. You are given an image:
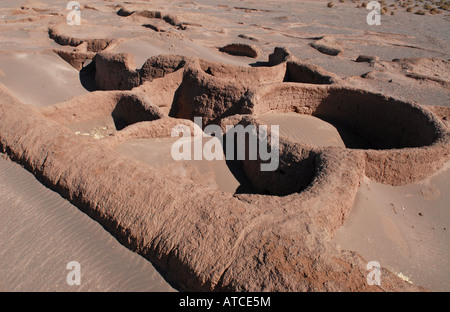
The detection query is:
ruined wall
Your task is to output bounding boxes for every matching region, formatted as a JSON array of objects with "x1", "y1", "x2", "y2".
[{"x1": 2, "y1": 47, "x2": 444, "y2": 291}]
